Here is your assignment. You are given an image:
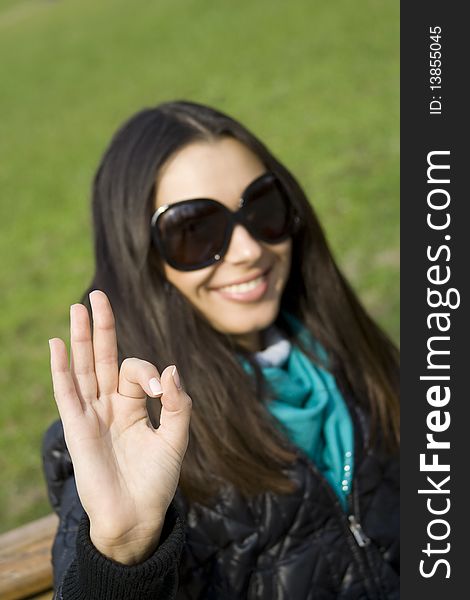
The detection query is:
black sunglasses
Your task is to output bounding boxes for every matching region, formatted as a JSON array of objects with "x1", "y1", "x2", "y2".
[{"x1": 150, "y1": 172, "x2": 300, "y2": 271}]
